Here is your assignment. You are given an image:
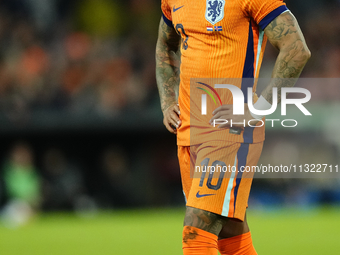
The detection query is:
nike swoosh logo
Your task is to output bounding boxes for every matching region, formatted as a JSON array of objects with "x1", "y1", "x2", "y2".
[
  {"x1": 196, "y1": 191, "x2": 215, "y2": 198},
  {"x1": 173, "y1": 5, "x2": 184, "y2": 12}
]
